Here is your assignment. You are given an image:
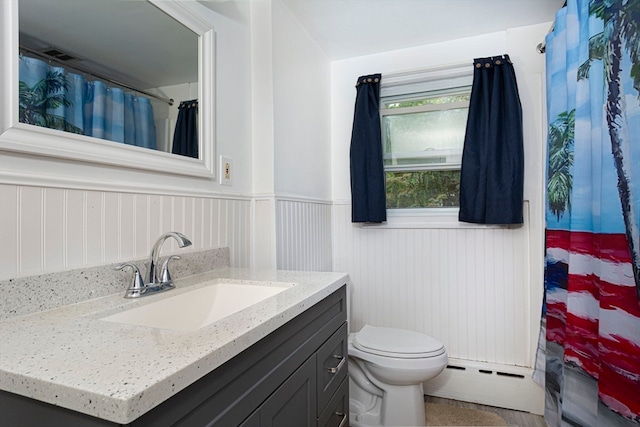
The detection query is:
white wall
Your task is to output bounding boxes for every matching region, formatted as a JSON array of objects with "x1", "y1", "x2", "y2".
[
  {"x1": 272, "y1": 0, "x2": 332, "y2": 200},
  {"x1": 330, "y1": 23, "x2": 548, "y2": 411},
  {"x1": 250, "y1": 0, "x2": 276, "y2": 197},
  {"x1": 198, "y1": 1, "x2": 254, "y2": 194},
  {"x1": 250, "y1": 0, "x2": 332, "y2": 200}
]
